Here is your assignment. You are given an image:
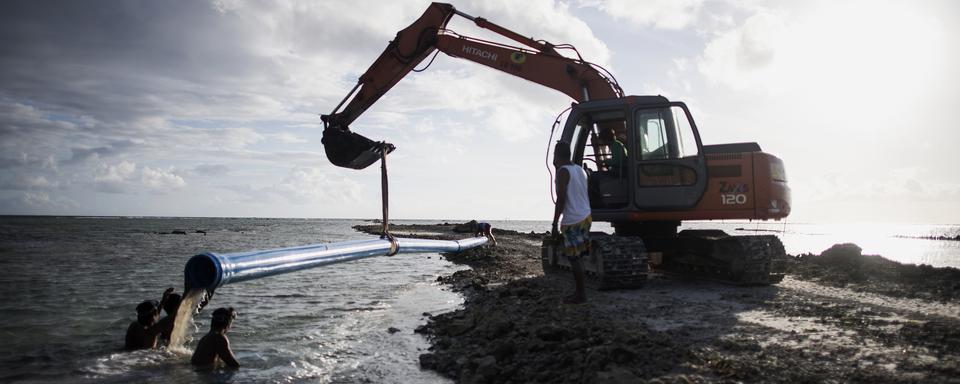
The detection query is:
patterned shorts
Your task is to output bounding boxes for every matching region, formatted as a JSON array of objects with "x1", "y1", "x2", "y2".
[{"x1": 560, "y1": 216, "x2": 592, "y2": 259}]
